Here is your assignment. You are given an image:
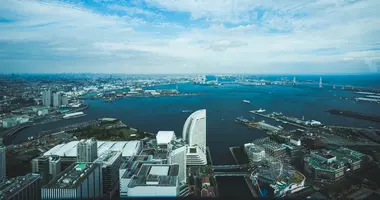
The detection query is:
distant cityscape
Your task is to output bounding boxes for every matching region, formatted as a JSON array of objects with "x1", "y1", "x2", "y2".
[{"x1": 0, "y1": 74, "x2": 380, "y2": 199}]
